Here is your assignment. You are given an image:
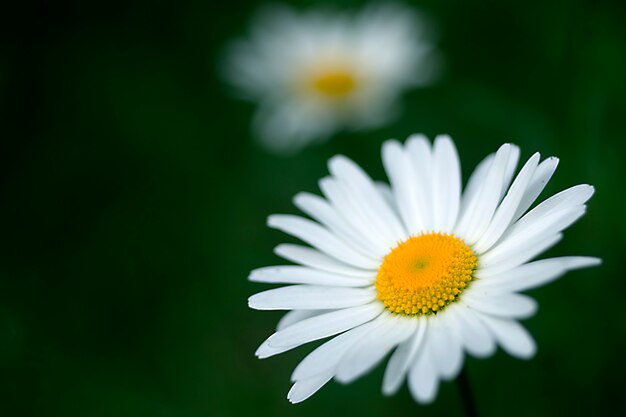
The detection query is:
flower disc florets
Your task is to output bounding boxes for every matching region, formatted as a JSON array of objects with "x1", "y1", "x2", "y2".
[{"x1": 375, "y1": 233, "x2": 478, "y2": 316}]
